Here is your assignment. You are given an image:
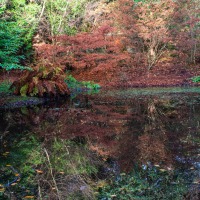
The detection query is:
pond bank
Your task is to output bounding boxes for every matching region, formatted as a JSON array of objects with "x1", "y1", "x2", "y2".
[
  {"x1": 71, "y1": 63, "x2": 200, "y2": 88},
  {"x1": 2, "y1": 69, "x2": 200, "y2": 90}
]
